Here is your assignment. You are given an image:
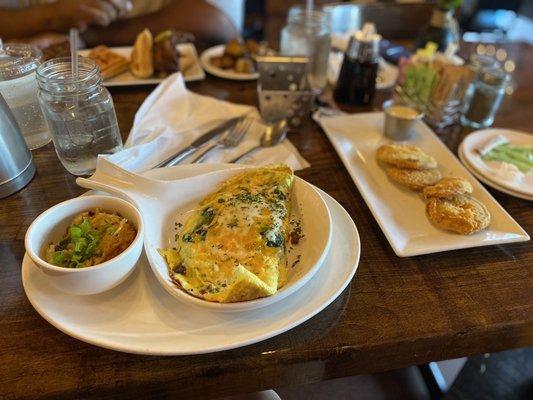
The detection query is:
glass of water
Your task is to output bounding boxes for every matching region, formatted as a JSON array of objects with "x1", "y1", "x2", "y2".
[
  {"x1": 280, "y1": 6, "x2": 331, "y2": 93},
  {"x1": 0, "y1": 44, "x2": 50, "y2": 150},
  {"x1": 36, "y1": 57, "x2": 123, "y2": 176}
]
